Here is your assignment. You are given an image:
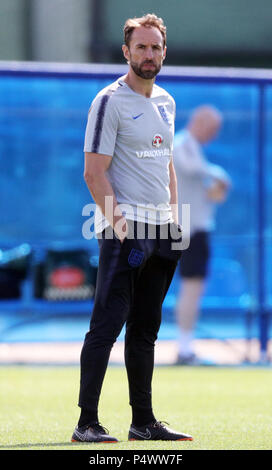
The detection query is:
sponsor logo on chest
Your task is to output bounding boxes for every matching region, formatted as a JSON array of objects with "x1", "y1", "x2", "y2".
[
  {"x1": 136, "y1": 133, "x2": 170, "y2": 158},
  {"x1": 152, "y1": 133, "x2": 163, "y2": 148}
]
